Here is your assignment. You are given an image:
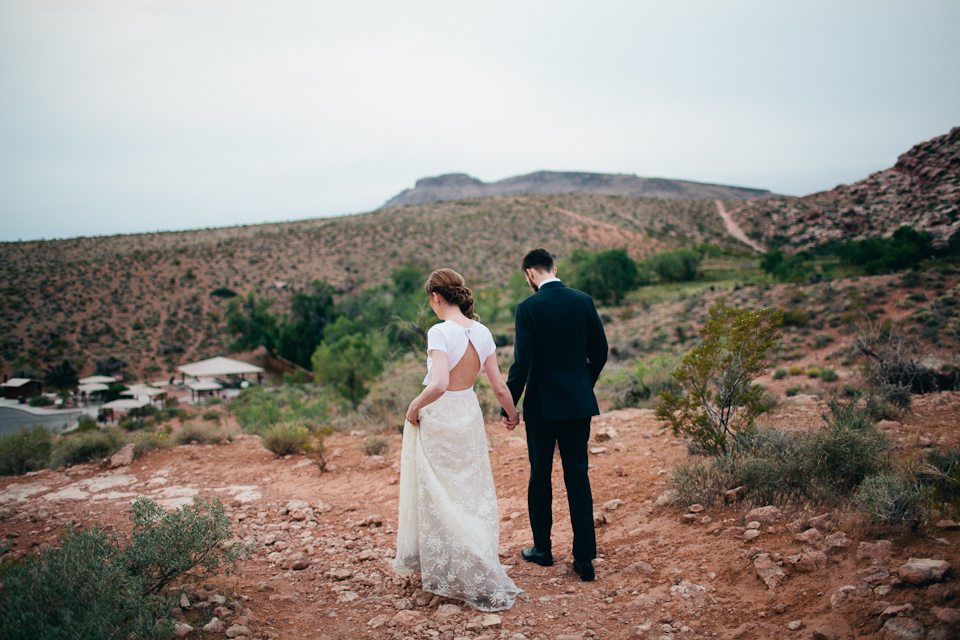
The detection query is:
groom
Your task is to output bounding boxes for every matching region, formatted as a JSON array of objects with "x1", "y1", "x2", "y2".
[{"x1": 502, "y1": 248, "x2": 608, "y2": 581}]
